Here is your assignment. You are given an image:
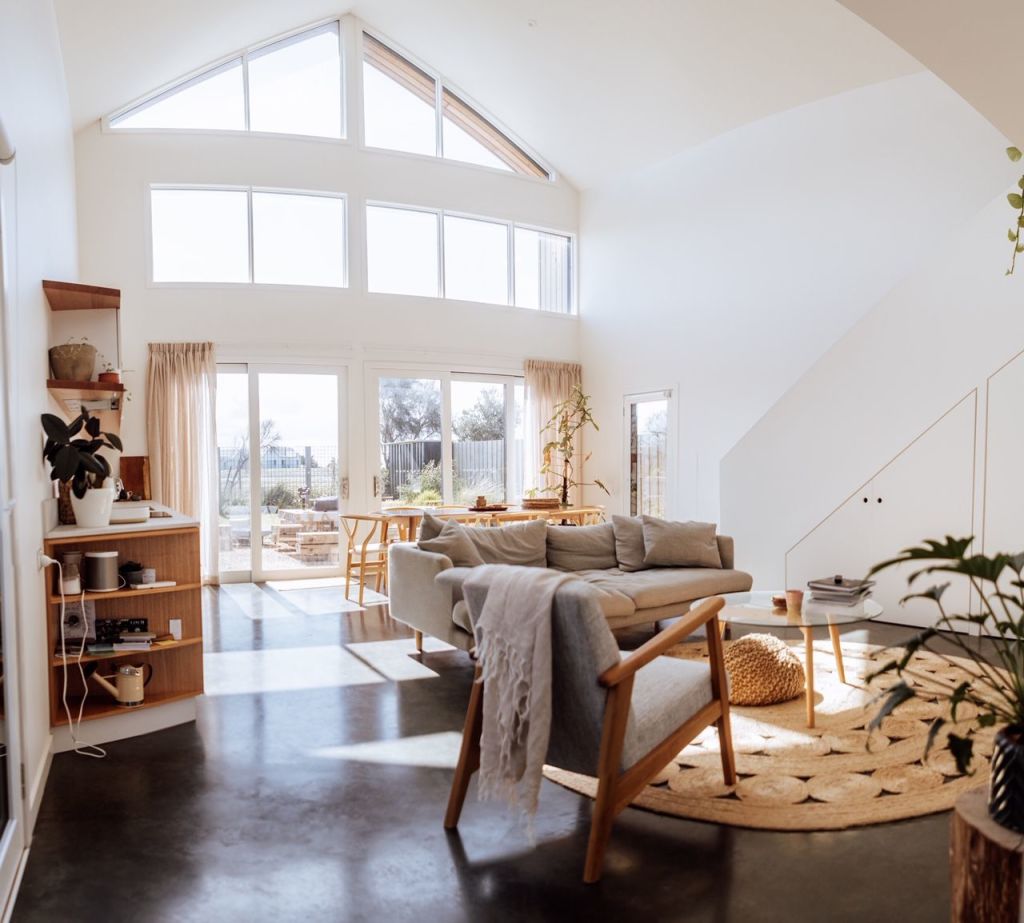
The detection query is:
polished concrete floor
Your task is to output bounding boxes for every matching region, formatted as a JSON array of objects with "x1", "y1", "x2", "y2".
[{"x1": 14, "y1": 584, "x2": 952, "y2": 922}]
